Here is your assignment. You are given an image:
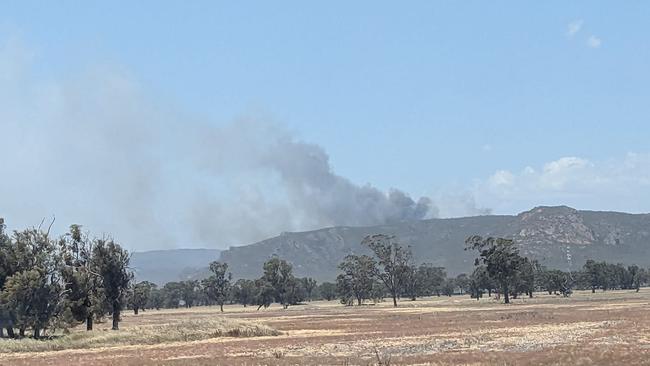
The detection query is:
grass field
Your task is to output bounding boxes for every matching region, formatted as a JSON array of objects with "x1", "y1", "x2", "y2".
[{"x1": 2, "y1": 289, "x2": 650, "y2": 365}]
